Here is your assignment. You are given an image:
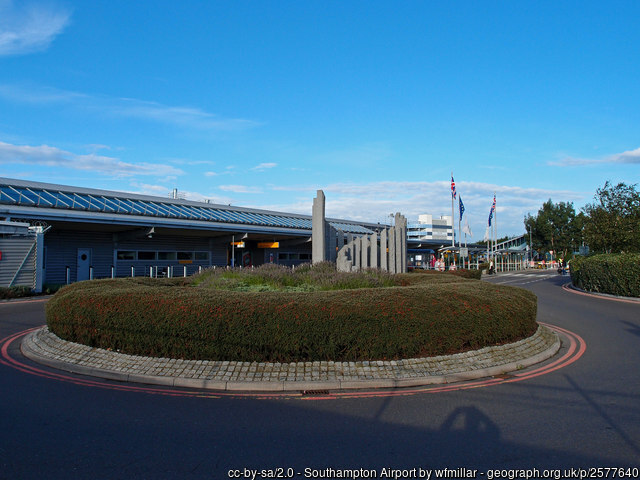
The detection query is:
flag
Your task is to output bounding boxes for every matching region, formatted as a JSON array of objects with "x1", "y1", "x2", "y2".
[
  {"x1": 463, "y1": 218, "x2": 473, "y2": 237},
  {"x1": 451, "y1": 175, "x2": 456, "y2": 199},
  {"x1": 484, "y1": 226, "x2": 490, "y2": 241},
  {"x1": 488, "y1": 194, "x2": 496, "y2": 226},
  {"x1": 459, "y1": 196, "x2": 465, "y2": 219}
]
